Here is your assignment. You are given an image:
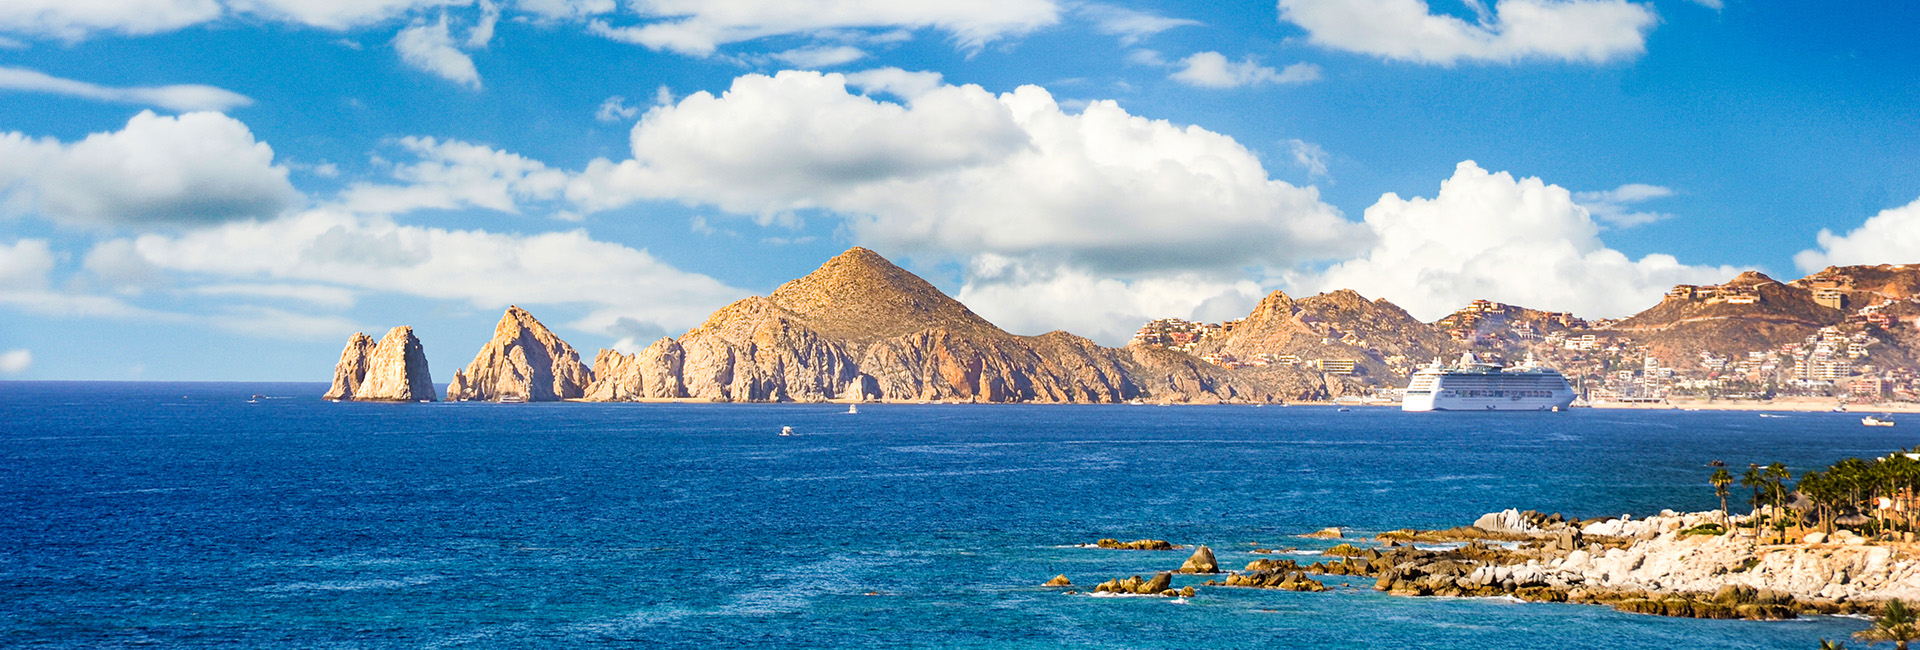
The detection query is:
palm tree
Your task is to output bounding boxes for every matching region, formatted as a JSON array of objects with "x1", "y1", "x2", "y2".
[
  {"x1": 1743, "y1": 463, "x2": 1766, "y2": 538},
  {"x1": 1711, "y1": 466, "x2": 1734, "y2": 529},
  {"x1": 1855, "y1": 599, "x2": 1920, "y2": 650},
  {"x1": 1768, "y1": 462, "x2": 1793, "y2": 543}
]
